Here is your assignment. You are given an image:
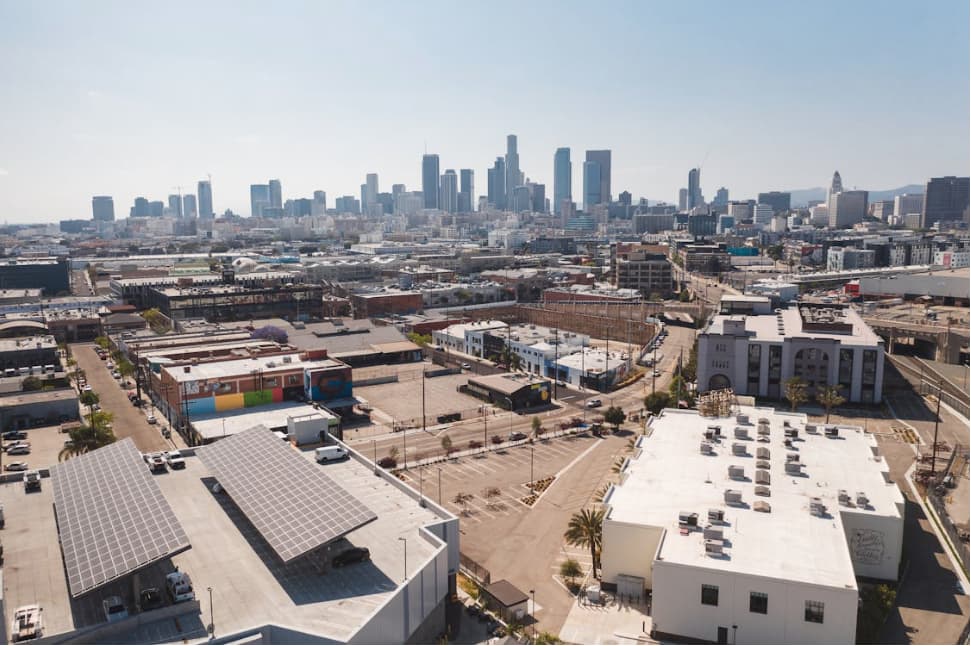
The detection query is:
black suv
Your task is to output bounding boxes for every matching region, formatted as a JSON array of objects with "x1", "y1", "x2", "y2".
[{"x1": 332, "y1": 547, "x2": 370, "y2": 568}]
